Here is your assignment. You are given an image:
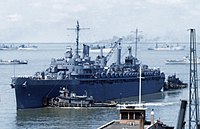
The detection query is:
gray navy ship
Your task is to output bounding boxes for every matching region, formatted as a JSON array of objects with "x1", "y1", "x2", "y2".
[{"x1": 11, "y1": 21, "x2": 165, "y2": 109}]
